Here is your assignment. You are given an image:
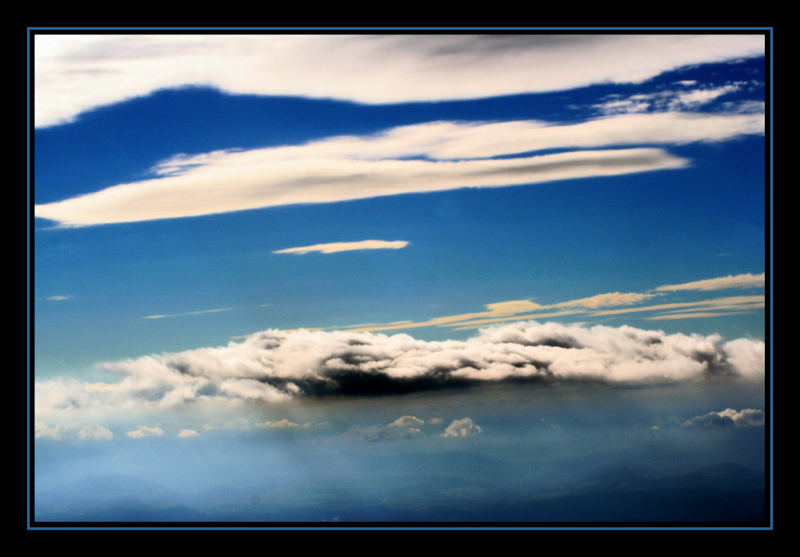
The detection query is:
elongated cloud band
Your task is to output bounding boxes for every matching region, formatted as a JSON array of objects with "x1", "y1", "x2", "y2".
[
  {"x1": 35, "y1": 34, "x2": 764, "y2": 128},
  {"x1": 273, "y1": 240, "x2": 409, "y2": 255},
  {"x1": 35, "y1": 321, "x2": 764, "y2": 419},
  {"x1": 654, "y1": 273, "x2": 765, "y2": 292},
  {"x1": 35, "y1": 108, "x2": 765, "y2": 227}
]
